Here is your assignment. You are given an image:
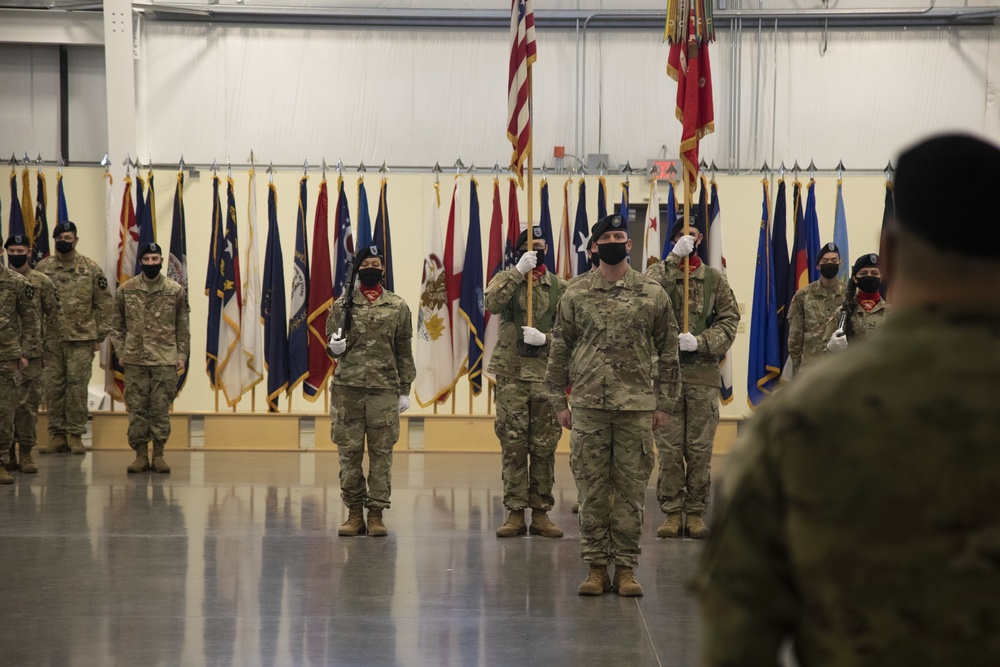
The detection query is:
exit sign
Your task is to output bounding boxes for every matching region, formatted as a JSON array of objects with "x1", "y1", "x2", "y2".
[{"x1": 647, "y1": 159, "x2": 680, "y2": 181}]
